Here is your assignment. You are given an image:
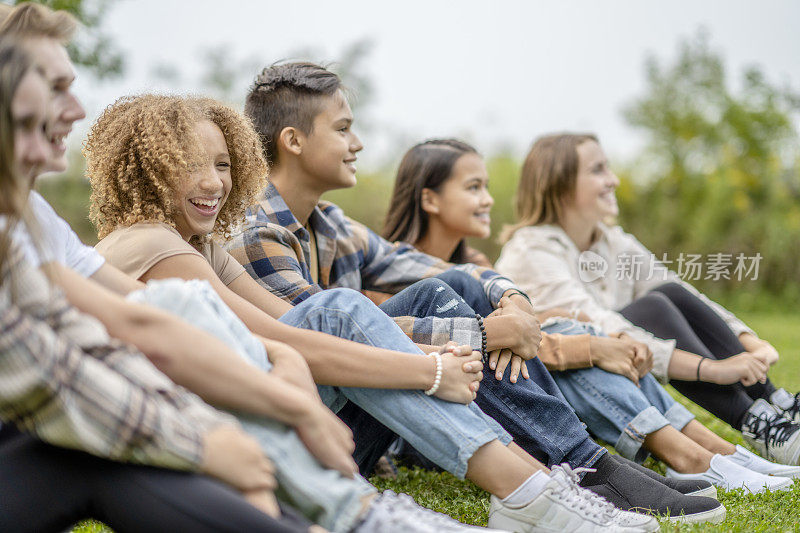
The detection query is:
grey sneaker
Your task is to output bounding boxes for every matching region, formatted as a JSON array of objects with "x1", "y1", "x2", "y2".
[
  {"x1": 771, "y1": 389, "x2": 800, "y2": 424},
  {"x1": 741, "y1": 399, "x2": 800, "y2": 466},
  {"x1": 354, "y1": 490, "x2": 505, "y2": 533},
  {"x1": 488, "y1": 464, "x2": 659, "y2": 532}
]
